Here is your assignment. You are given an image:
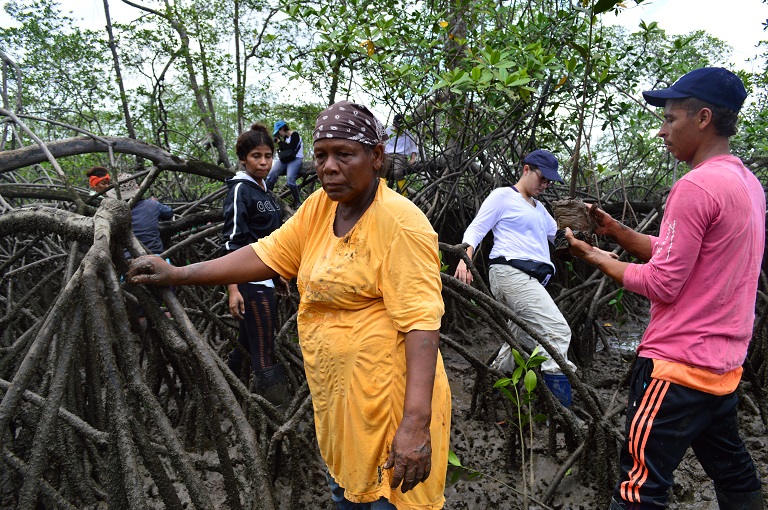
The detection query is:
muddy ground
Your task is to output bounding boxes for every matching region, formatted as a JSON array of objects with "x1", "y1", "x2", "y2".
[
  {"x1": 276, "y1": 320, "x2": 768, "y2": 510},
  {"x1": 440, "y1": 343, "x2": 768, "y2": 510}
]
